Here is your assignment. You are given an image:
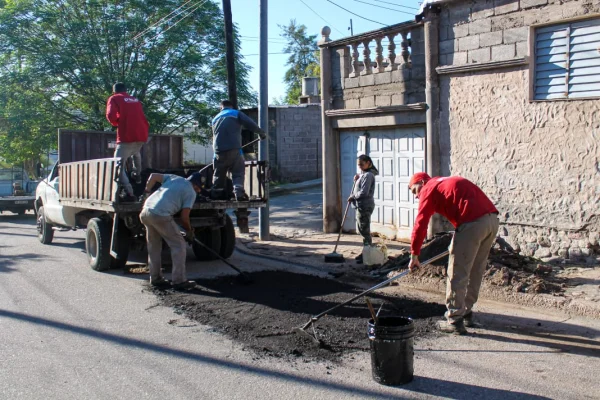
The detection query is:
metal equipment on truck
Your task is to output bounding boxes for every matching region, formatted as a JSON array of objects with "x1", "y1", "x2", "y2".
[
  {"x1": 35, "y1": 129, "x2": 268, "y2": 271},
  {"x1": 0, "y1": 165, "x2": 38, "y2": 215}
]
